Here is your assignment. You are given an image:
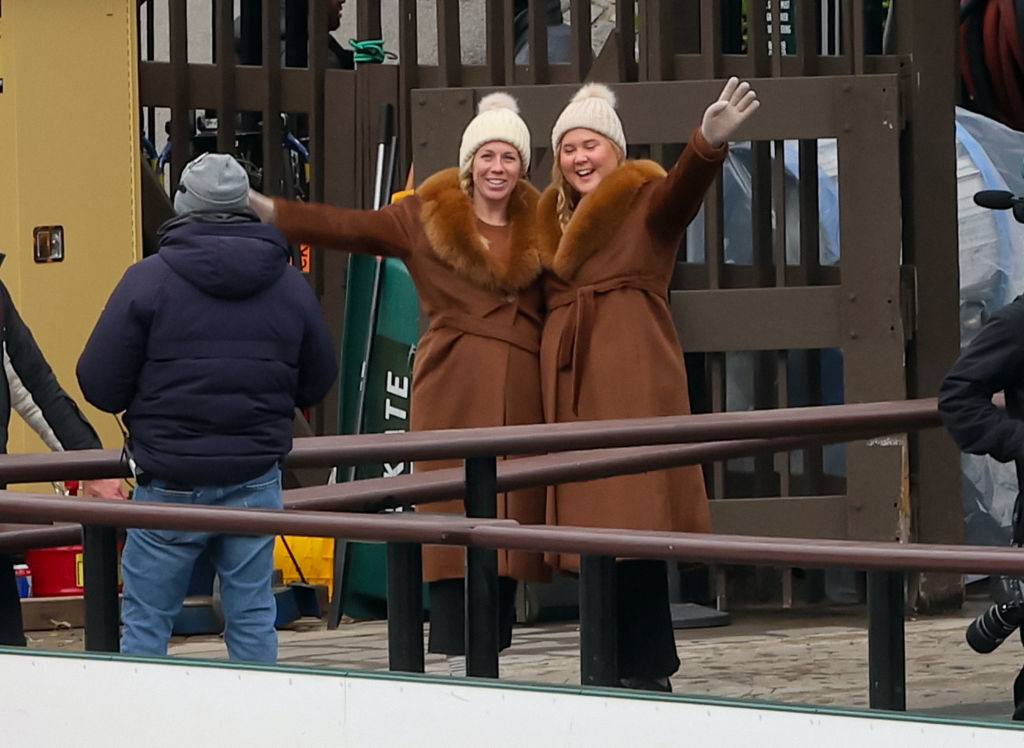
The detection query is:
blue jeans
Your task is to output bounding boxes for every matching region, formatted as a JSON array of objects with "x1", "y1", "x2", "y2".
[{"x1": 120, "y1": 466, "x2": 281, "y2": 664}]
